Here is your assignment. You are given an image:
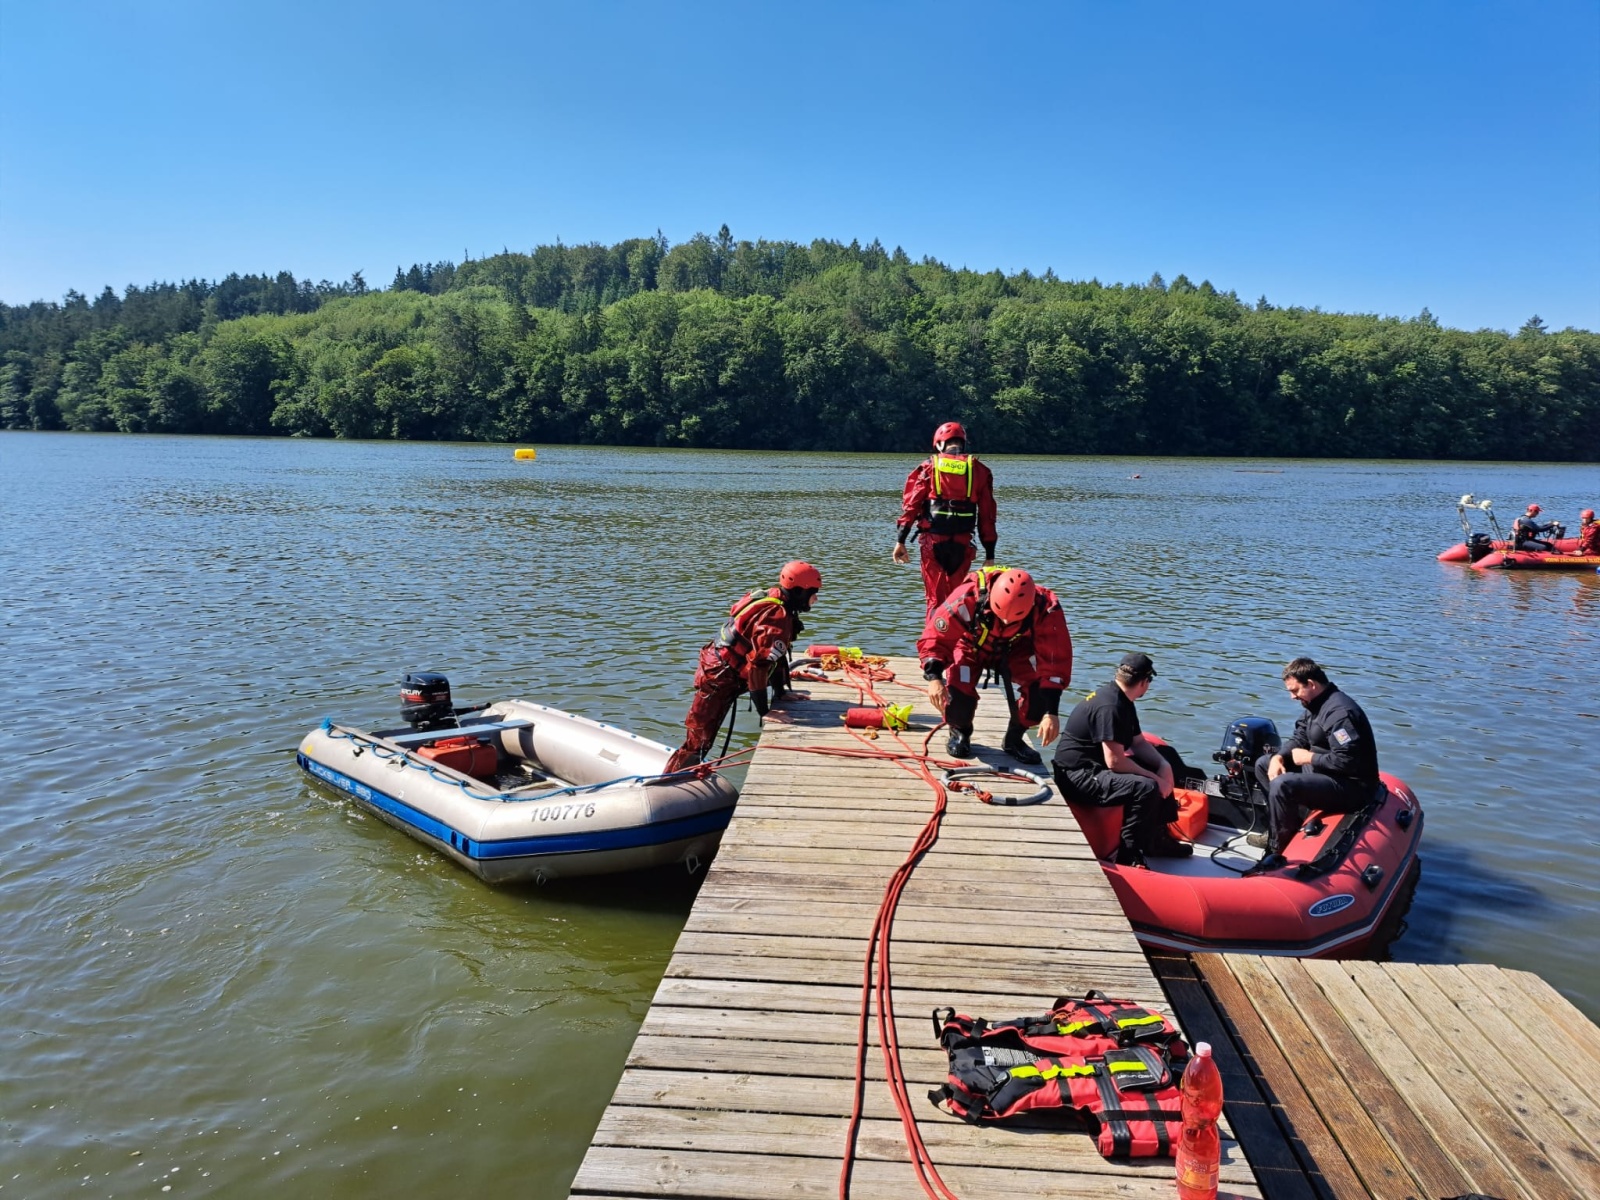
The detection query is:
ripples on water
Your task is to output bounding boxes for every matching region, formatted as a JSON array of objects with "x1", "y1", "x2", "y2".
[{"x1": 1, "y1": 433, "x2": 1595, "y2": 1197}]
